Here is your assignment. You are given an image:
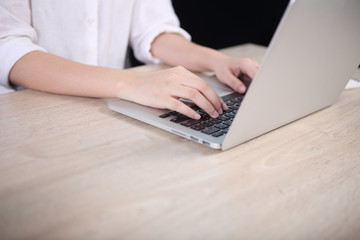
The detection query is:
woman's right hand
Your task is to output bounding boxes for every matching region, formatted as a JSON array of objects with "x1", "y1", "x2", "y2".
[{"x1": 117, "y1": 66, "x2": 228, "y2": 120}]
